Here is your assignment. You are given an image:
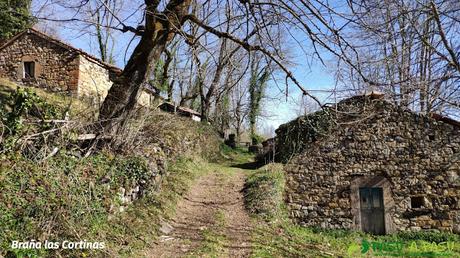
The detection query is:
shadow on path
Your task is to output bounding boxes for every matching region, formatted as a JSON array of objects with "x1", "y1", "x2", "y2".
[{"x1": 230, "y1": 161, "x2": 265, "y2": 170}]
